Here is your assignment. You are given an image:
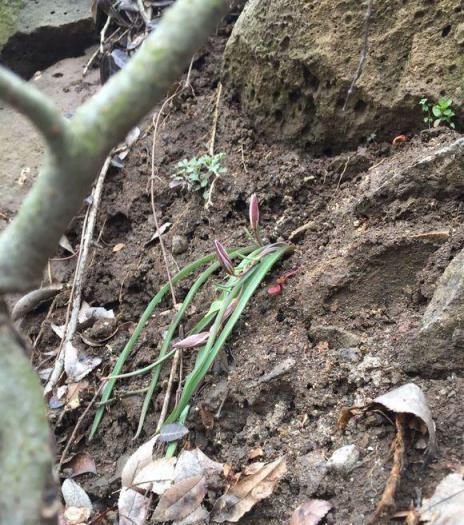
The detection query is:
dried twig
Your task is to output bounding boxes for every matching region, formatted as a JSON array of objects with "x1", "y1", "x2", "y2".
[
  {"x1": 206, "y1": 81, "x2": 223, "y2": 208},
  {"x1": 367, "y1": 414, "x2": 406, "y2": 524},
  {"x1": 342, "y1": 0, "x2": 373, "y2": 111},
  {"x1": 45, "y1": 157, "x2": 111, "y2": 394}
]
